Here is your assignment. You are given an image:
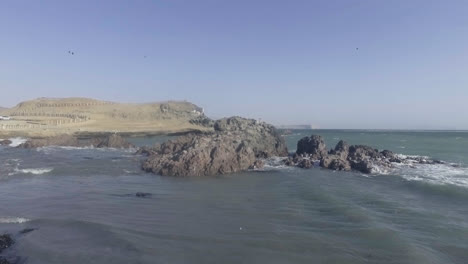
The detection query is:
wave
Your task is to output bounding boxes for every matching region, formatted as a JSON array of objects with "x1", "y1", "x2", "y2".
[
  {"x1": 14, "y1": 167, "x2": 54, "y2": 175},
  {"x1": 0, "y1": 217, "x2": 30, "y2": 224},
  {"x1": 262, "y1": 157, "x2": 300, "y2": 171},
  {"x1": 37, "y1": 146, "x2": 138, "y2": 153},
  {"x1": 258, "y1": 154, "x2": 468, "y2": 188},
  {"x1": 364, "y1": 153, "x2": 468, "y2": 188},
  {"x1": 7, "y1": 137, "x2": 27, "y2": 147},
  {"x1": 391, "y1": 162, "x2": 468, "y2": 187}
]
